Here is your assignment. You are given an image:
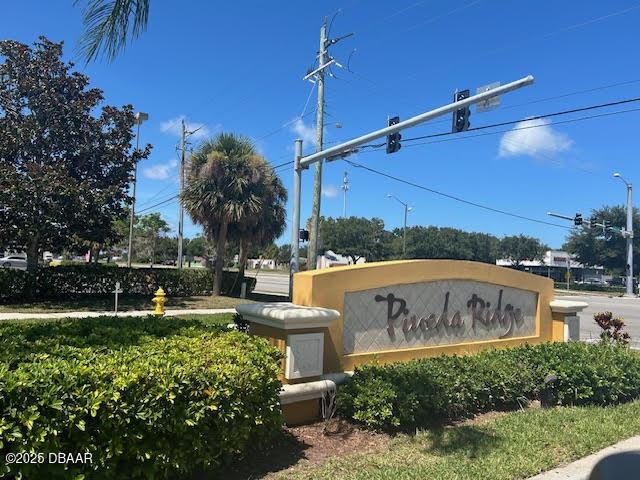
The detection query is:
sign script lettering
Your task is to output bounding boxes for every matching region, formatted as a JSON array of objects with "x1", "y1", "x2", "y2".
[{"x1": 374, "y1": 289, "x2": 526, "y2": 340}]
